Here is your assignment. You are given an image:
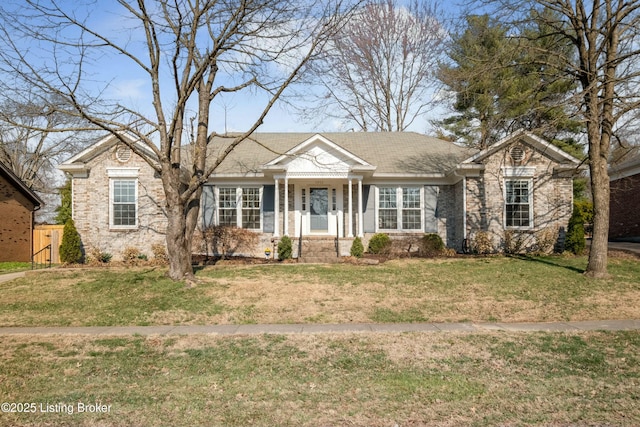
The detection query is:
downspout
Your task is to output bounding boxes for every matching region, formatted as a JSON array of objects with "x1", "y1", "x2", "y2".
[
  {"x1": 462, "y1": 177, "x2": 467, "y2": 242},
  {"x1": 31, "y1": 203, "x2": 41, "y2": 269}
]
